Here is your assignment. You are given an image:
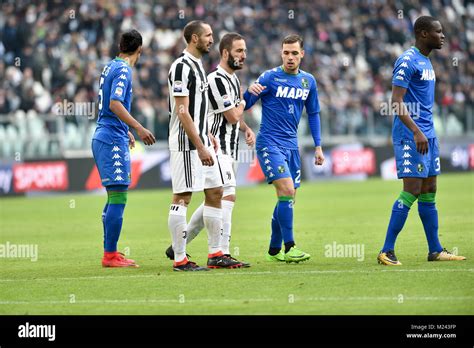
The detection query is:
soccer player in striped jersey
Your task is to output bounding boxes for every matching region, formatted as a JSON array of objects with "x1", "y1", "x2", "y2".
[
  {"x1": 92, "y1": 29, "x2": 156, "y2": 268},
  {"x1": 244, "y1": 34, "x2": 324, "y2": 263},
  {"x1": 165, "y1": 32, "x2": 255, "y2": 267},
  {"x1": 377, "y1": 16, "x2": 466, "y2": 265},
  {"x1": 167, "y1": 21, "x2": 242, "y2": 271}
]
